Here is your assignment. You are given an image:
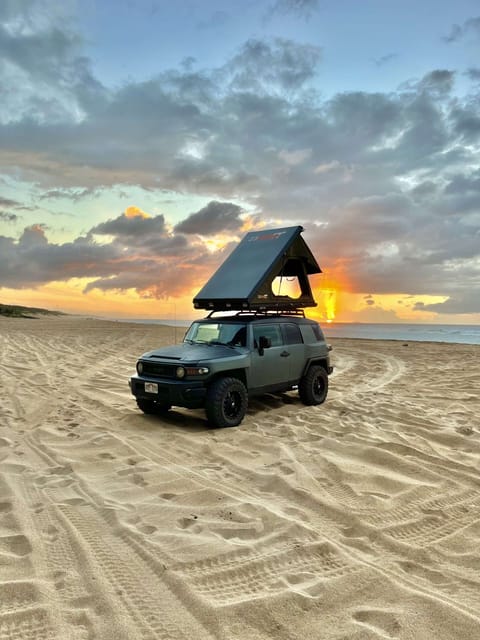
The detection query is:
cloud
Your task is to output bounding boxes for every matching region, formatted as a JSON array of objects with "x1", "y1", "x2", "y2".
[
  {"x1": 265, "y1": 0, "x2": 320, "y2": 21},
  {"x1": 0, "y1": 211, "x2": 18, "y2": 222},
  {"x1": 91, "y1": 209, "x2": 165, "y2": 239},
  {"x1": 226, "y1": 38, "x2": 321, "y2": 93},
  {"x1": 444, "y1": 168, "x2": 480, "y2": 194},
  {"x1": 417, "y1": 69, "x2": 455, "y2": 96},
  {"x1": 174, "y1": 201, "x2": 245, "y2": 235},
  {"x1": 443, "y1": 16, "x2": 480, "y2": 43},
  {"x1": 450, "y1": 103, "x2": 480, "y2": 141},
  {"x1": 414, "y1": 294, "x2": 480, "y2": 314},
  {"x1": 0, "y1": 211, "x2": 219, "y2": 299},
  {"x1": 0, "y1": 196, "x2": 21, "y2": 207},
  {"x1": 0, "y1": 195, "x2": 24, "y2": 223},
  {"x1": 0, "y1": 3, "x2": 479, "y2": 318},
  {"x1": 0, "y1": 1, "x2": 106, "y2": 125},
  {"x1": 89, "y1": 208, "x2": 191, "y2": 256},
  {"x1": 0, "y1": 226, "x2": 121, "y2": 288},
  {"x1": 39, "y1": 187, "x2": 100, "y2": 201},
  {"x1": 466, "y1": 67, "x2": 480, "y2": 82},
  {"x1": 373, "y1": 53, "x2": 398, "y2": 67}
]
